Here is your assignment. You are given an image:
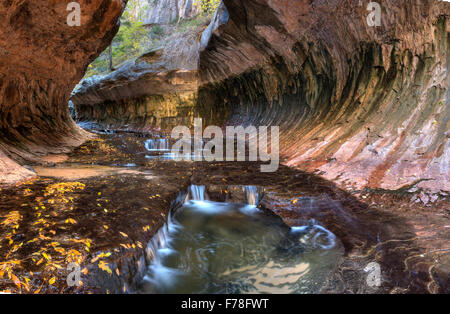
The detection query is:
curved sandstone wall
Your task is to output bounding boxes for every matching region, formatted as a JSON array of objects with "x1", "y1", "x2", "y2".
[
  {"x1": 70, "y1": 0, "x2": 449, "y2": 193},
  {"x1": 0, "y1": 0, "x2": 126, "y2": 183},
  {"x1": 197, "y1": 0, "x2": 449, "y2": 193}
]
